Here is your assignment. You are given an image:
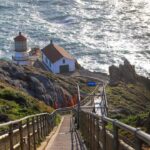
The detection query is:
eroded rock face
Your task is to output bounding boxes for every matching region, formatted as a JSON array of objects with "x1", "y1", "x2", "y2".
[
  {"x1": 119, "y1": 59, "x2": 137, "y2": 83},
  {"x1": 109, "y1": 59, "x2": 137, "y2": 85},
  {"x1": 0, "y1": 61, "x2": 76, "y2": 108},
  {"x1": 109, "y1": 65, "x2": 121, "y2": 85}
]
